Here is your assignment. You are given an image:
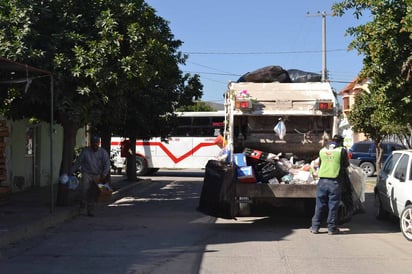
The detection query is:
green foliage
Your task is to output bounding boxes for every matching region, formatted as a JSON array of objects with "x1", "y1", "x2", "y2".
[
  {"x1": 0, "y1": 0, "x2": 204, "y2": 178},
  {"x1": 333, "y1": 0, "x2": 412, "y2": 171},
  {"x1": 333, "y1": 0, "x2": 412, "y2": 135},
  {"x1": 348, "y1": 90, "x2": 409, "y2": 141},
  {"x1": 176, "y1": 101, "x2": 216, "y2": 112},
  {"x1": 0, "y1": 0, "x2": 202, "y2": 131}
]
